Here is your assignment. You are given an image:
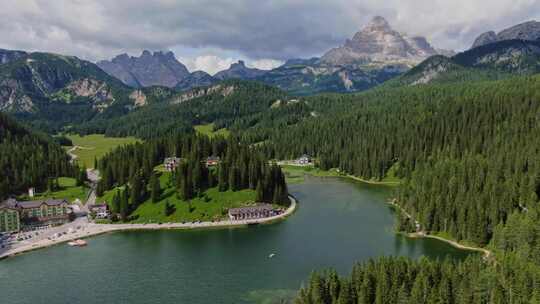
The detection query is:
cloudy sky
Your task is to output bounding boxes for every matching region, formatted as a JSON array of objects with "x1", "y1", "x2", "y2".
[{"x1": 0, "y1": 0, "x2": 538, "y2": 74}]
